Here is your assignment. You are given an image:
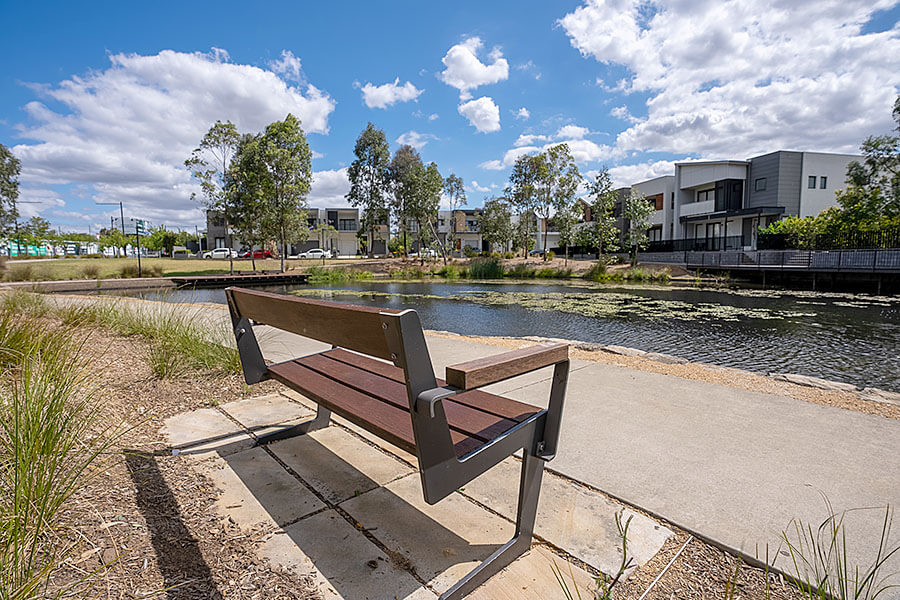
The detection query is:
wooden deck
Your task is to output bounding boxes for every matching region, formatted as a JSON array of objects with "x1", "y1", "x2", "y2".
[{"x1": 171, "y1": 272, "x2": 309, "y2": 288}]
